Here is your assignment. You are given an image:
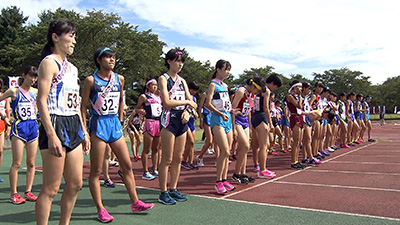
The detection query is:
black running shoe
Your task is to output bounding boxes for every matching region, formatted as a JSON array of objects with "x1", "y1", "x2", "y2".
[
  {"x1": 368, "y1": 138, "x2": 376, "y2": 142},
  {"x1": 241, "y1": 174, "x2": 255, "y2": 183},
  {"x1": 291, "y1": 162, "x2": 306, "y2": 170},
  {"x1": 117, "y1": 170, "x2": 124, "y2": 183},
  {"x1": 232, "y1": 173, "x2": 248, "y2": 185}
]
